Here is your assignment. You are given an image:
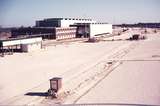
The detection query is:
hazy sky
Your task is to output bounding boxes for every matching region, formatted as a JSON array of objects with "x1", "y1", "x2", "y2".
[{"x1": 0, "y1": 0, "x2": 160, "y2": 27}]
